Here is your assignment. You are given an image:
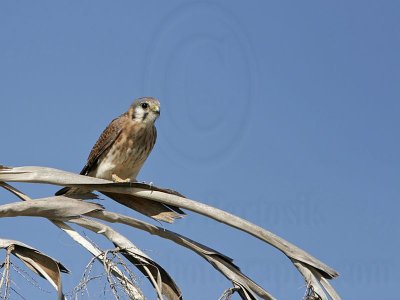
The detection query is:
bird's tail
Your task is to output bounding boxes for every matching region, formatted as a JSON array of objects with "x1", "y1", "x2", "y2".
[
  {"x1": 55, "y1": 185, "x2": 186, "y2": 223},
  {"x1": 55, "y1": 186, "x2": 96, "y2": 197},
  {"x1": 55, "y1": 186, "x2": 71, "y2": 195},
  {"x1": 102, "y1": 191, "x2": 185, "y2": 223}
]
